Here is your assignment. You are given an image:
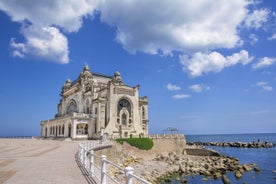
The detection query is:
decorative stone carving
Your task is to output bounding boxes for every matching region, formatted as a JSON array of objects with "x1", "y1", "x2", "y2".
[{"x1": 112, "y1": 71, "x2": 124, "y2": 85}]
